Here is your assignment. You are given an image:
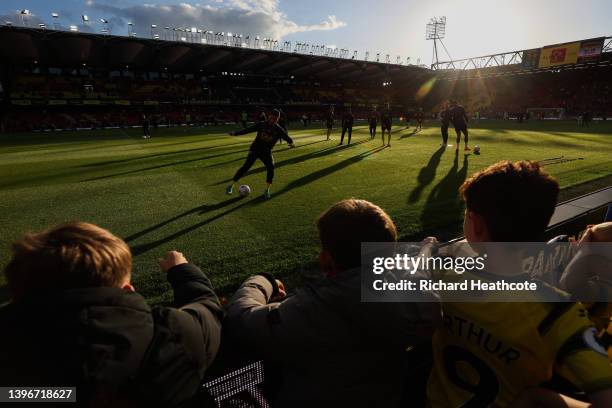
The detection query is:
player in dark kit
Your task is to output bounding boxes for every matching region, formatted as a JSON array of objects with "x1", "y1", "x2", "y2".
[
  {"x1": 439, "y1": 102, "x2": 451, "y2": 147},
  {"x1": 141, "y1": 114, "x2": 151, "y2": 139},
  {"x1": 368, "y1": 108, "x2": 378, "y2": 139},
  {"x1": 415, "y1": 108, "x2": 424, "y2": 131},
  {"x1": 339, "y1": 107, "x2": 354, "y2": 145},
  {"x1": 226, "y1": 109, "x2": 295, "y2": 199},
  {"x1": 381, "y1": 107, "x2": 392, "y2": 147},
  {"x1": 450, "y1": 100, "x2": 470, "y2": 151},
  {"x1": 325, "y1": 106, "x2": 335, "y2": 141}
]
